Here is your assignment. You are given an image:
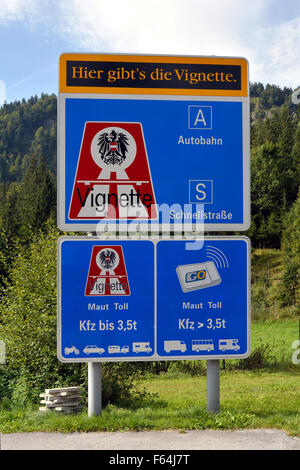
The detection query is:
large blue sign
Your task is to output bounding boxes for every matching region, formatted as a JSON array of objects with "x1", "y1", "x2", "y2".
[
  {"x1": 58, "y1": 238, "x2": 155, "y2": 362},
  {"x1": 156, "y1": 238, "x2": 250, "y2": 359},
  {"x1": 58, "y1": 96, "x2": 250, "y2": 232},
  {"x1": 58, "y1": 237, "x2": 250, "y2": 362}
]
